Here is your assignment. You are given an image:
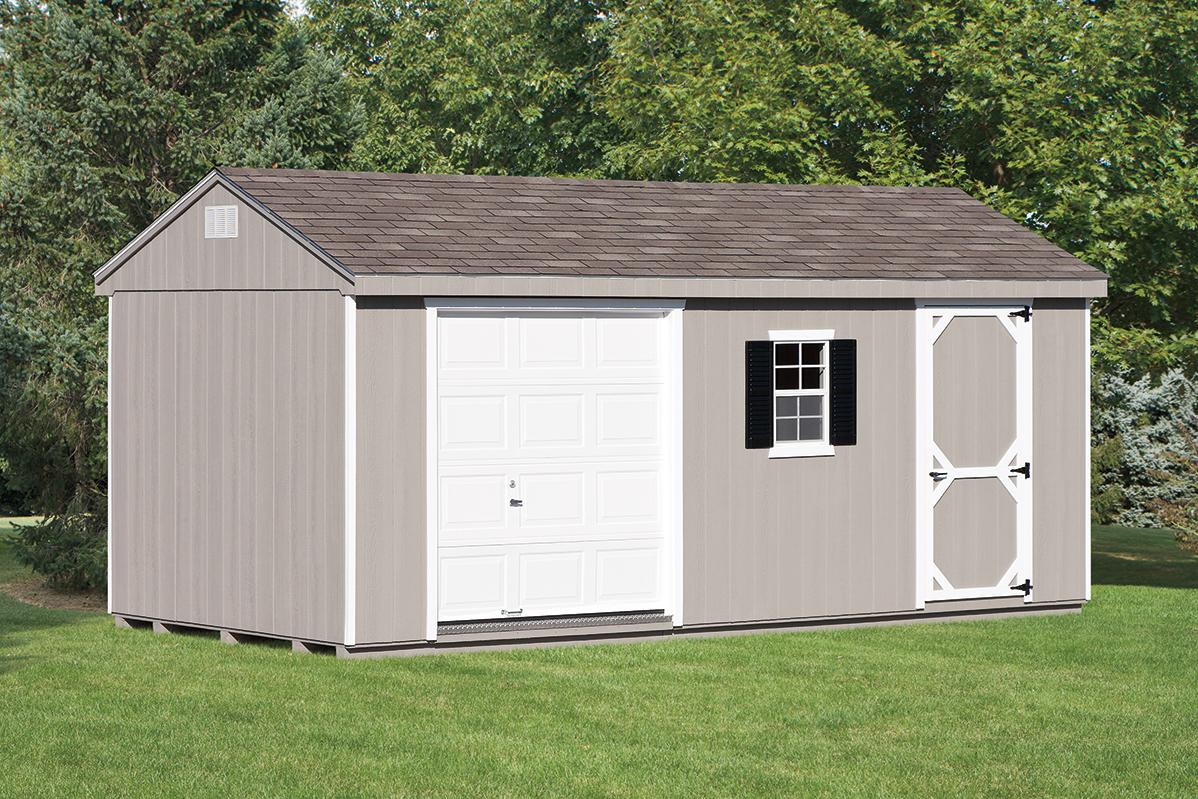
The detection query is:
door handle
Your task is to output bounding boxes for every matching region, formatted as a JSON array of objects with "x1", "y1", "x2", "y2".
[
  {"x1": 929, "y1": 471, "x2": 948, "y2": 481},
  {"x1": 509, "y1": 498, "x2": 523, "y2": 508}
]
